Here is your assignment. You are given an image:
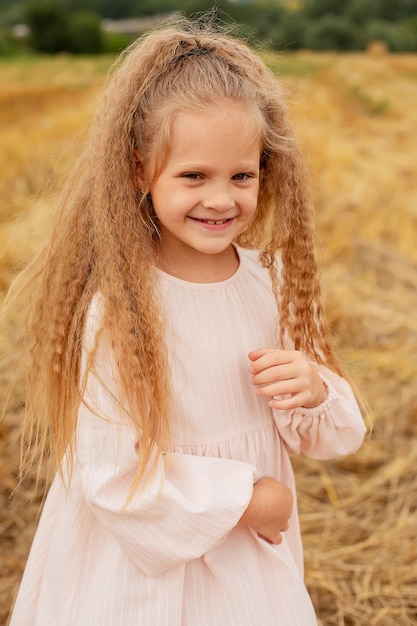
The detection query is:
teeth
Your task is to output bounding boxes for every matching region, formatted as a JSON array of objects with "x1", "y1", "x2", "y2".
[{"x1": 198, "y1": 219, "x2": 228, "y2": 225}]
